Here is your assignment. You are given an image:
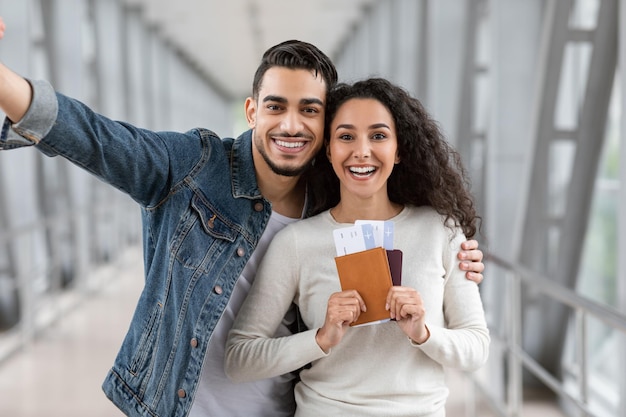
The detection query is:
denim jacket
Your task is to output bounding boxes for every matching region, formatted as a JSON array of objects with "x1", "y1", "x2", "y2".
[{"x1": 1, "y1": 80, "x2": 272, "y2": 417}]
